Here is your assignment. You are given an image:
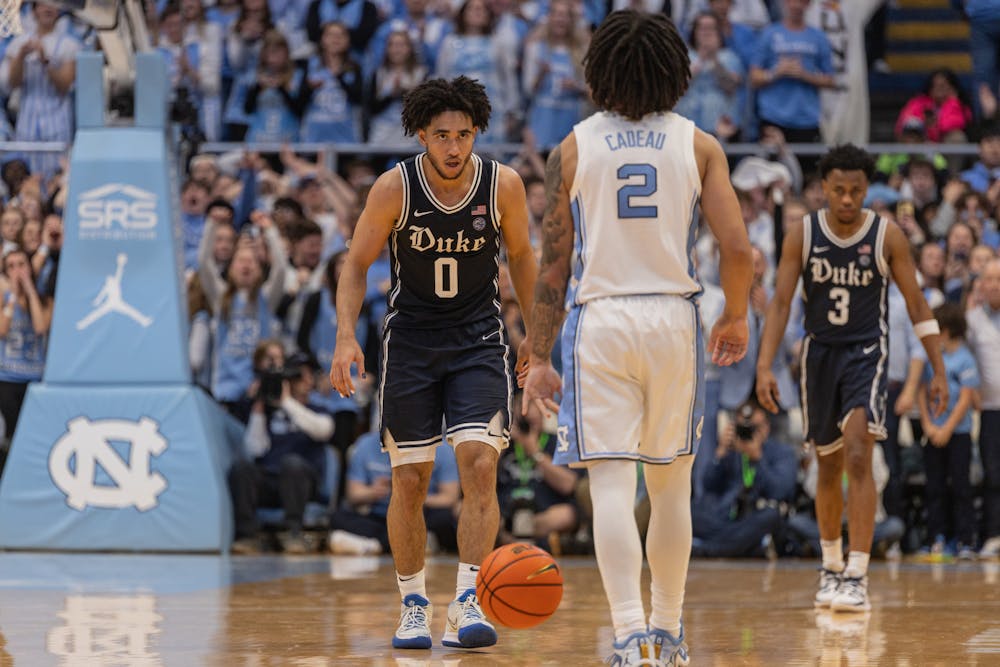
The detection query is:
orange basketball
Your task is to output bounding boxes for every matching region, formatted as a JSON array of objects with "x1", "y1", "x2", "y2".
[{"x1": 476, "y1": 543, "x2": 563, "y2": 629}]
